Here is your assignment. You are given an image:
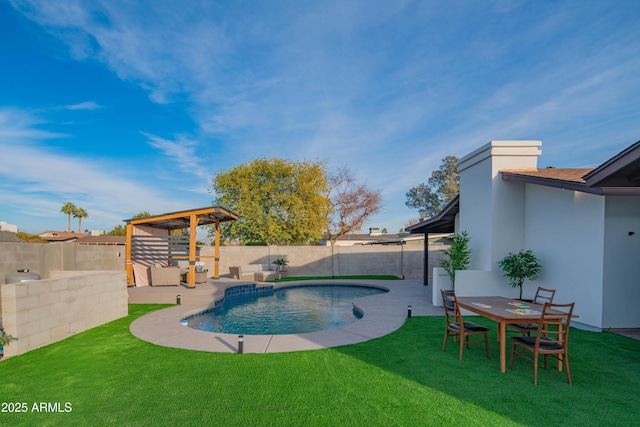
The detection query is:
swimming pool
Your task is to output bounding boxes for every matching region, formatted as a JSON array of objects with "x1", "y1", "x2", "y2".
[{"x1": 183, "y1": 285, "x2": 387, "y2": 335}]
